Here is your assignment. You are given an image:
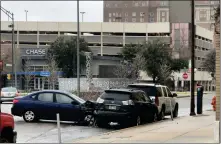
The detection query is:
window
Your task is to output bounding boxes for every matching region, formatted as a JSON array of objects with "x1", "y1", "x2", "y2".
[
  {"x1": 162, "y1": 11, "x2": 165, "y2": 17},
  {"x1": 56, "y1": 93, "x2": 73, "y2": 104},
  {"x1": 125, "y1": 18, "x2": 128, "y2": 22},
  {"x1": 30, "y1": 95, "x2": 37, "y2": 99},
  {"x1": 109, "y1": 13, "x2": 112, "y2": 17},
  {"x1": 134, "y1": 2, "x2": 139, "y2": 7},
  {"x1": 162, "y1": 87, "x2": 168, "y2": 97},
  {"x1": 125, "y1": 12, "x2": 128, "y2": 16},
  {"x1": 113, "y1": 13, "x2": 115, "y2": 16},
  {"x1": 132, "y1": 12, "x2": 136, "y2": 17},
  {"x1": 132, "y1": 18, "x2": 136, "y2": 22},
  {"x1": 149, "y1": 18, "x2": 154, "y2": 22},
  {"x1": 100, "y1": 92, "x2": 131, "y2": 101},
  {"x1": 156, "y1": 87, "x2": 163, "y2": 97},
  {"x1": 166, "y1": 87, "x2": 173, "y2": 97},
  {"x1": 127, "y1": 85, "x2": 157, "y2": 97},
  {"x1": 105, "y1": 4, "x2": 110, "y2": 8},
  {"x1": 142, "y1": 2, "x2": 146, "y2": 6},
  {"x1": 140, "y1": 12, "x2": 145, "y2": 16},
  {"x1": 113, "y1": 18, "x2": 115, "y2": 22},
  {"x1": 114, "y1": 3, "x2": 118, "y2": 7},
  {"x1": 140, "y1": 18, "x2": 144, "y2": 22},
  {"x1": 141, "y1": 92, "x2": 152, "y2": 102},
  {"x1": 124, "y1": 4, "x2": 128, "y2": 7},
  {"x1": 38, "y1": 93, "x2": 54, "y2": 102},
  {"x1": 160, "y1": 1, "x2": 168, "y2": 6},
  {"x1": 149, "y1": 12, "x2": 154, "y2": 17},
  {"x1": 109, "y1": 18, "x2": 111, "y2": 22}
]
